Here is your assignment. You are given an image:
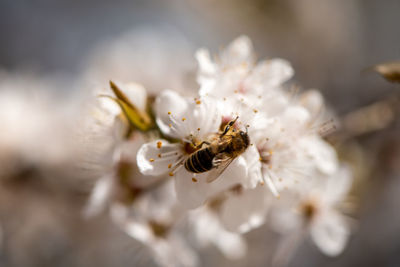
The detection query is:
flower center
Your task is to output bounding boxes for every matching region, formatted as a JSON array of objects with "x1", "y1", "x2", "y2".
[
  {"x1": 148, "y1": 220, "x2": 170, "y2": 238},
  {"x1": 300, "y1": 200, "x2": 318, "y2": 221}
]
